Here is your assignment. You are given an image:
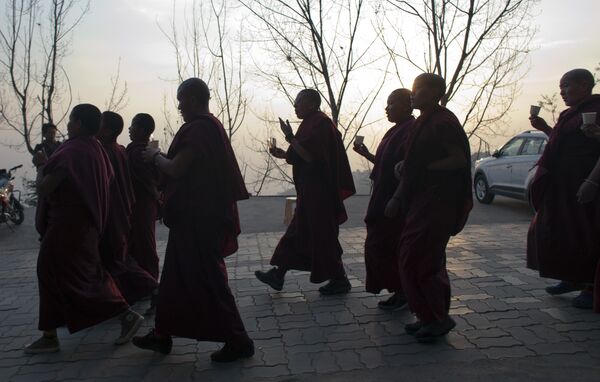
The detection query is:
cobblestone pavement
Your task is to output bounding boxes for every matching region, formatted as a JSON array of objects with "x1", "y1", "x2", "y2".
[{"x1": 1, "y1": 222, "x2": 600, "y2": 381}]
